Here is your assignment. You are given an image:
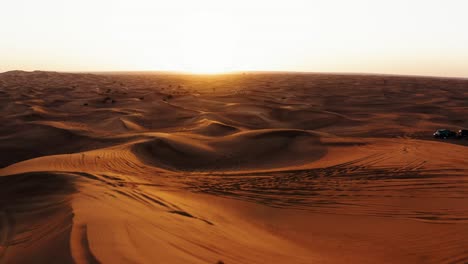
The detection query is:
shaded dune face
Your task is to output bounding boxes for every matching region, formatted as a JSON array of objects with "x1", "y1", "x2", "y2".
[
  {"x1": 132, "y1": 129, "x2": 325, "y2": 171},
  {"x1": 0, "y1": 173, "x2": 76, "y2": 264},
  {"x1": 0, "y1": 71, "x2": 468, "y2": 263},
  {"x1": 0, "y1": 122, "x2": 134, "y2": 168}
]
